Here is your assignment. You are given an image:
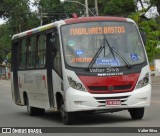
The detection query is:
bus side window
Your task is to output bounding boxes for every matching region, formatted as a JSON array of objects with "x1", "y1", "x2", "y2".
[
  {"x1": 36, "y1": 34, "x2": 46, "y2": 68},
  {"x1": 27, "y1": 37, "x2": 36, "y2": 68},
  {"x1": 51, "y1": 31, "x2": 62, "y2": 77},
  {"x1": 19, "y1": 39, "x2": 27, "y2": 69}
]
